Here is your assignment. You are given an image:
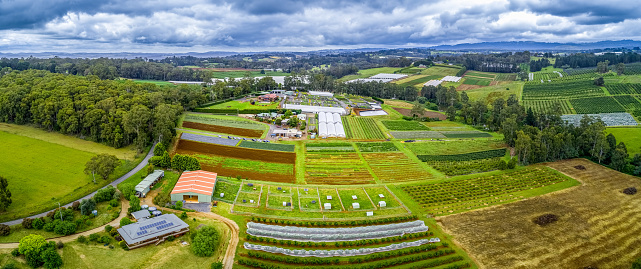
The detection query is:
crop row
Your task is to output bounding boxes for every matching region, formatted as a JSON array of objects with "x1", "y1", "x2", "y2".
[
  {"x1": 605, "y1": 83, "x2": 641, "y2": 95},
  {"x1": 306, "y1": 142, "x2": 355, "y2": 152},
  {"x1": 249, "y1": 215, "x2": 419, "y2": 227},
  {"x1": 426, "y1": 158, "x2": 506, "y2": 176},
  {"x1": 613, "y1": 95, "x2": 641, "y2": 110},
  {"x1": 246, "y1": 231, "x2": 434, "y2": 248},
  {"x1": 238, "y1": 254, "x2": 466, "y2": 269},
  {"x1": 343, "y1": 117, "x2": 386, "y2": 140},
  {"x1": 356, "y1": 142, "x2": 399, "y2": 152},
  {"x1": 494, "y1": 73, "x2": 517, "y2": 81},
  {"x1": 239, "y1": 140, "x2": 295, "y2": 152},
  {"x1": 531, "y1": 72, "x2": 563, "y2": 82},
  {"x1": 401, "y1": 167, "x2": 567, "y2": 207},
  {"x1": 569, "y1": 96, "x2": 626, "y2": 114},
  {"x1": 523, "y1": 100, "x2": 573, "y2": 114},
  {"x1": 382, "y1": 120, "x2": 430, "y2": 131},
  {"x1": 440, "y1": 131, "x2": 493, "y2": 138},
  {"x1": 417, "y1": 149, "x2": 506, "y2": 162},
  {"x1": 522, "y1": 80, "x2": 605, "y2": 100},
  {"x1": 363, "y1": 153, "x2": 433, "y2": 182}
]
